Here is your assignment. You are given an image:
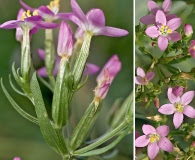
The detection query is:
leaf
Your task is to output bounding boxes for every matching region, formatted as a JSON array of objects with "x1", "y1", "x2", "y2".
[
  {"x1": 1, "y1": 78, "x2": 38, "y2": 125},
  {"x1": 30, "y1": 73, "x2": 68, "y2": 155},
  {"x1": 12, "y1": 63, "x2": 23, "y2": 86}
]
